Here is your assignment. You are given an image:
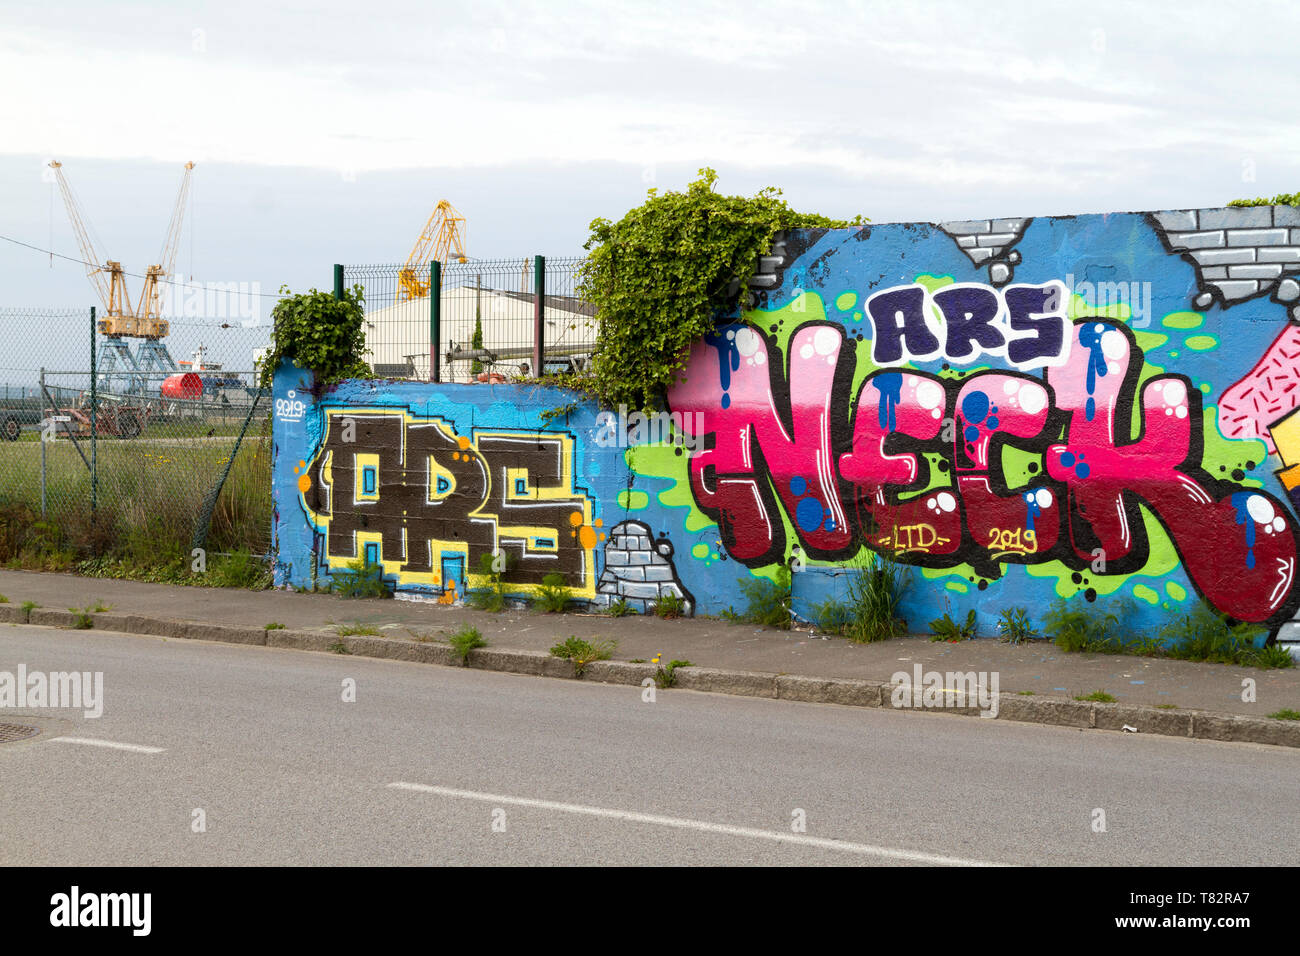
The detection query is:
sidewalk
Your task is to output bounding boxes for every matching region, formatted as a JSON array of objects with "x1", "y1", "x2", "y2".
[{"x1": 1, "y1": 568, "x2": 1298, "y2": 745}]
